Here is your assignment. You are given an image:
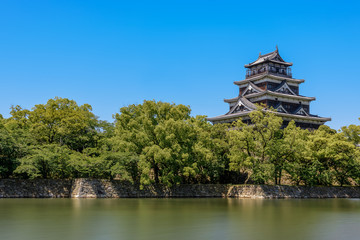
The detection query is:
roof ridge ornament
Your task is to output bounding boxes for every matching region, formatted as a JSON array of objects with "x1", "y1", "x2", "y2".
[
  {"x1": 276, "y1": 45, "x2": 278, "y2": 52},
  {"x1": 259, "y1": 52, "x2": 261, "y2": 57}
]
